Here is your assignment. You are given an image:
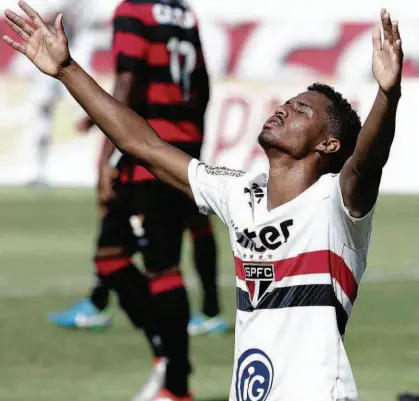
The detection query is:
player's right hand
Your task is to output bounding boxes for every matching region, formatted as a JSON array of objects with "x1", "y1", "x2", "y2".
[{"x1": 3, "y1": 1, "x2": 71, "y2": 78}]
